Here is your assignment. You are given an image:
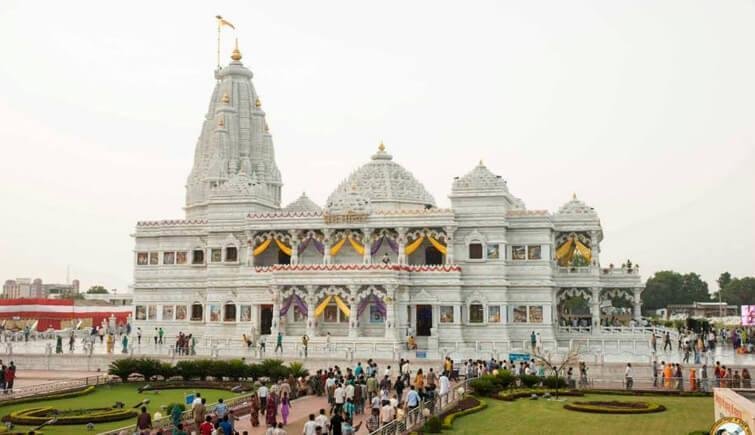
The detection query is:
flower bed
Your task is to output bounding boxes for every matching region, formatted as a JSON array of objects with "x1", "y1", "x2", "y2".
[
  {"x1": 497, "y1": 389, "x2": 584, "y2": 401},
  {"x1": 3, "y1": 406, "x2": 137, "y2": 425},
  {"x1": 0, "y1": 385, "x2": 95, "y2": 407},
  {"x1": 563, "y1": 400, "x2": 666, "y2": 414}
]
